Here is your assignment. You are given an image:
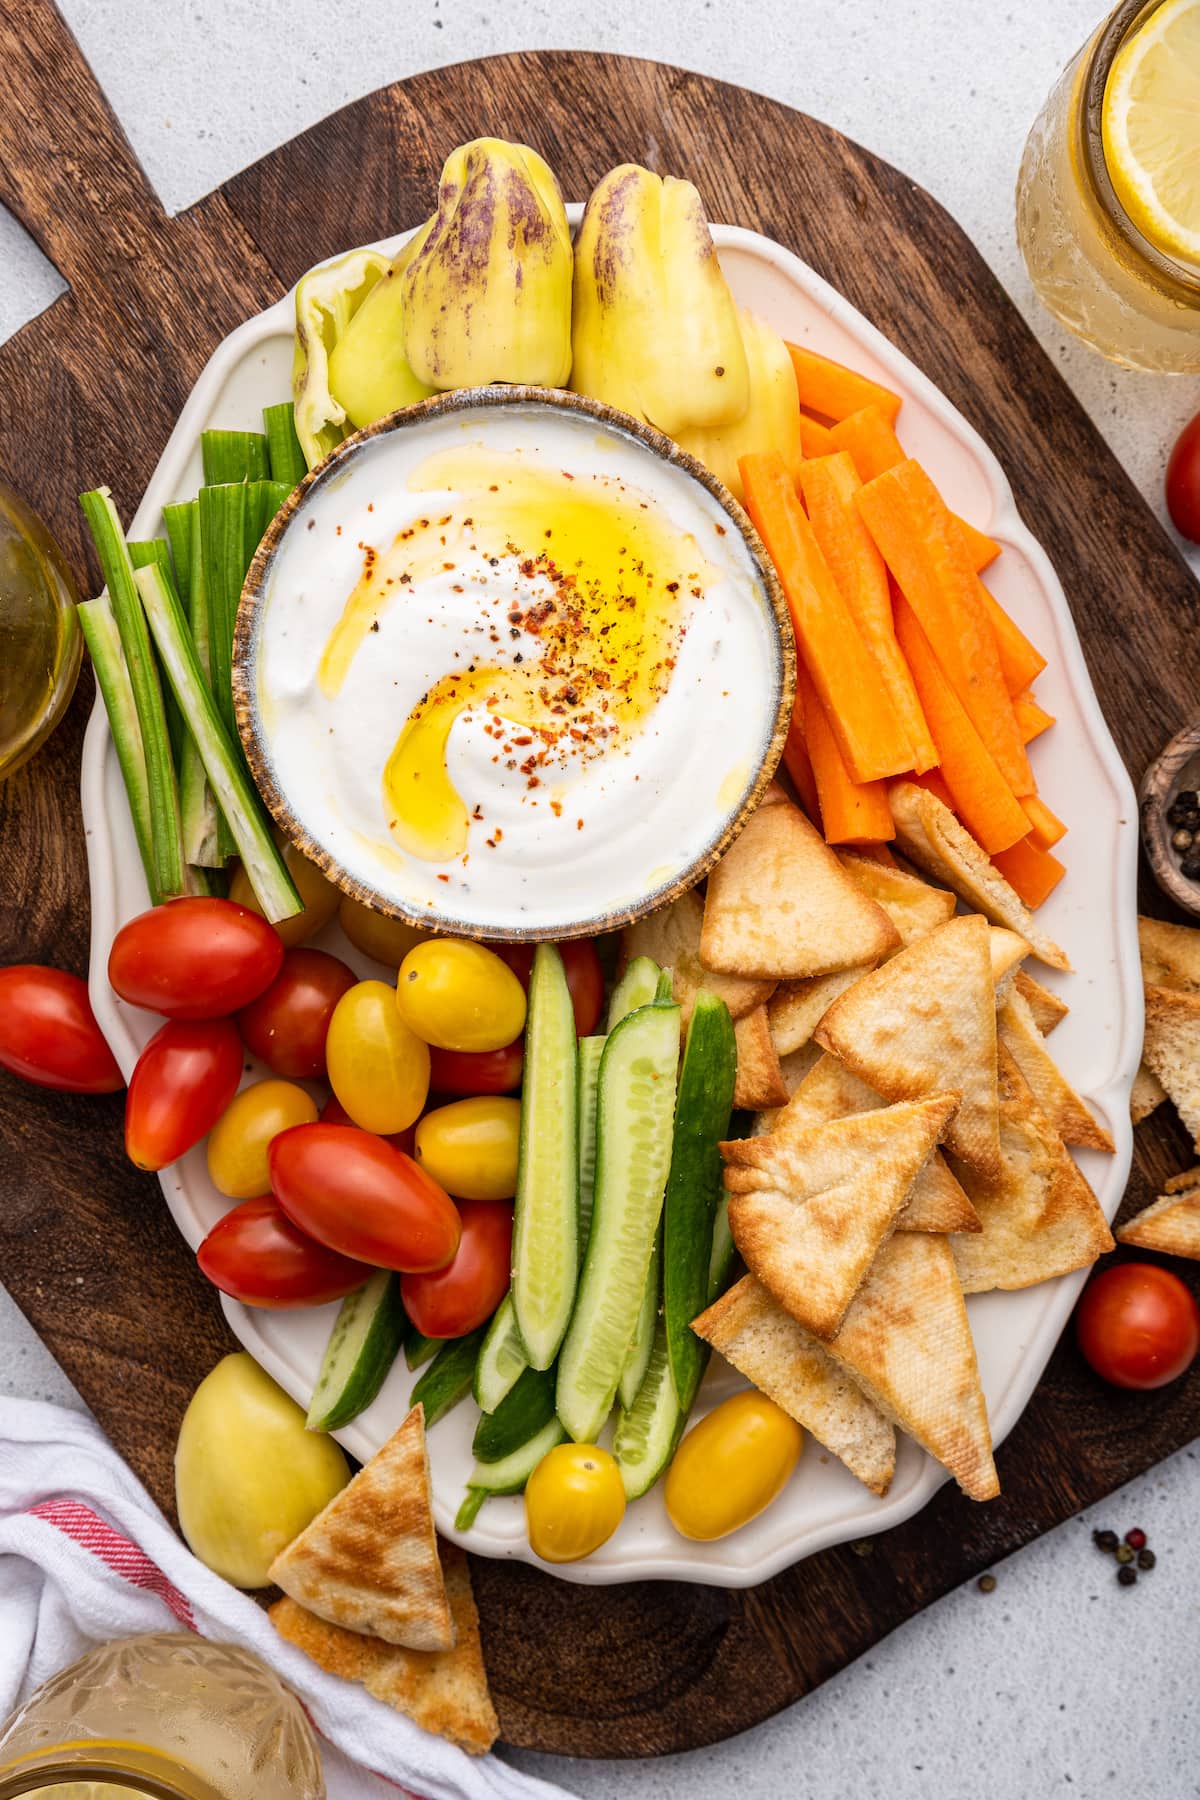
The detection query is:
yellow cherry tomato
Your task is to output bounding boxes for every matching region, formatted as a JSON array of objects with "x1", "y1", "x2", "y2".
[
  {"x1": 524, "y1": 1443, "x2": 626, "y2": 1563},
  {"x1": 176, "y1": 1353, "x2": 349, "y2": 1587},
  {"x1": 326, "y1": 979, "x2": 430, "y2": 1134},
  {"x1": 396, "y1": 940, "x2": 527, "y2": 1052},
  {"x1": 414, "y1": 1096, "x2": 521, "y2": 1200},
  {"x1": 338, "y1": 895, "x2": 428, "y2": 968},
  {"x1": 664, "y1": 1391, "x2": 803, "y2": 1541},
  {"x1": 206, "y1": 1078, "x2": 318, "y2": 1199},
  {"x1": 229, "y1": 833, "x2": 339, "y2": 949}
]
